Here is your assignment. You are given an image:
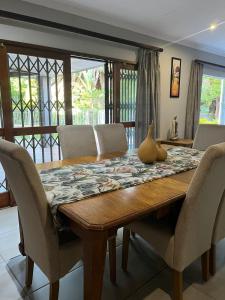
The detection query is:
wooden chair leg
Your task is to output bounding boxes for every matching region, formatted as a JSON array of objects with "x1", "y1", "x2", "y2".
[
  {"x1": 201, "y1": 250, "x2": 210, "y2": 281},
  {"x1": 122, "y1": 228, "x2": 130, "y2": 271},
  {"x1": 25, "y1": 256, "x2": 34, "y2": 288},
  {"x1": 172, "y1": 270, "x2": 183, "y2": 300},
  {"x1": 209, "y1": 244, "x2": 216, "y2": 276},
  {"x1": 108, "y1": 237, "x2": 116, "y2": 284},
  {"x1": 50, "y1": 281, "x2": 59, "y2": 300}
]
